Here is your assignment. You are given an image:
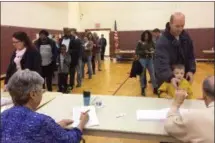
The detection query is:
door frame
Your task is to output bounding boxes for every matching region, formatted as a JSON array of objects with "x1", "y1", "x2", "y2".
[{"x1": 85, "y1": 28, "x2": 111, "y2": 57}]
